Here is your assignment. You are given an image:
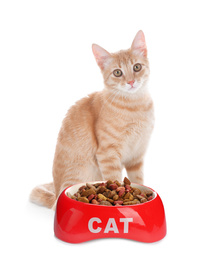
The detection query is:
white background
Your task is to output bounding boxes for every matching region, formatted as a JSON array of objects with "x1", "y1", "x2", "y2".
[{"x1": 0, "y1": 0, "x2": 200, "y2": 259}]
